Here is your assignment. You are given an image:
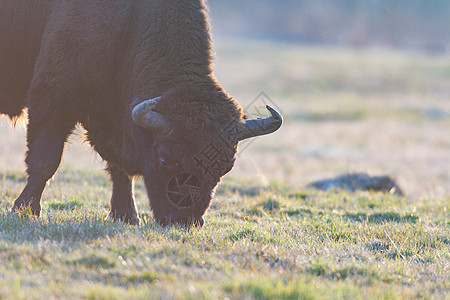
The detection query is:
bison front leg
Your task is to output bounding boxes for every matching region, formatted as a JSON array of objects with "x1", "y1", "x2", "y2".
[
  {"x1": 12, "y1": 119, "x2": 73, "y2": 216},
  {"x1": 107, "y1": 163, "x2": 140, "y2": 225}
]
